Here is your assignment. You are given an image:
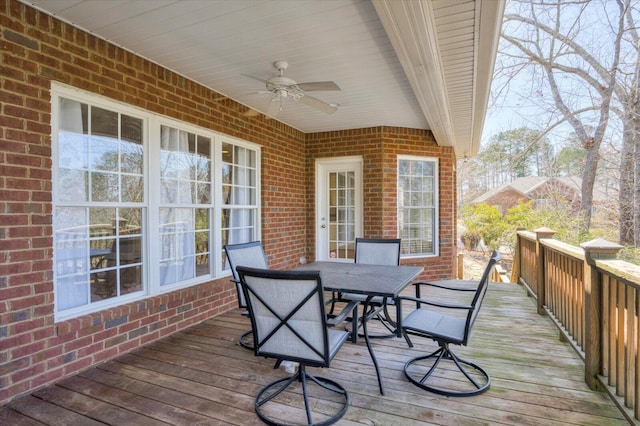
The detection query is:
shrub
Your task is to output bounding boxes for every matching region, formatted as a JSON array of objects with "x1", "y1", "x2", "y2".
[
  {"x1": 460, "y1": 231, "x2": 481, "y2": 249},
  {"x1": 460, "y1": 202, "x2": 507, "y2": 250}
]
